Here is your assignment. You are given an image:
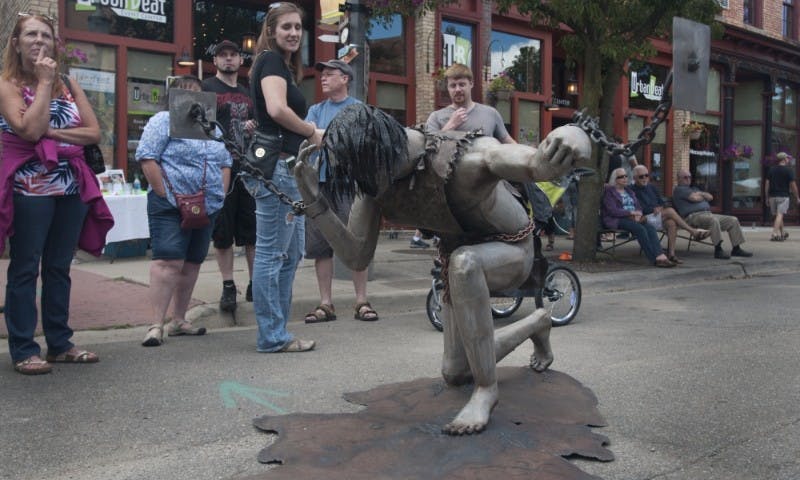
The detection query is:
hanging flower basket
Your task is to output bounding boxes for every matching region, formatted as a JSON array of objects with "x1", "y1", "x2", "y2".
[
  {"x1": 721, "y1": 143, "x2": 753, "y2": 162},
  {"x1": 493, "y1": 89, "x2": 512, "y2": 101},
  {"x1": 487, "y1": 72, "x2": 516, "y2": 102},
  {"x1": 681, "y1": 121, "x2": 705, "y2": 140}
]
